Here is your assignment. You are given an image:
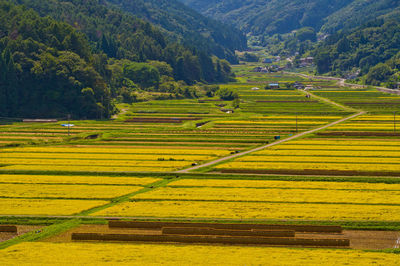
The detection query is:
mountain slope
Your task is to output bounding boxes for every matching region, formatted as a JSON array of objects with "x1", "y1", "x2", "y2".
[
  {"x1": 105, "y1": 0, "x2": 247, "y2": 62},
  {"x1": 313, "y1": 17, "x2": 400, "y2": 85},
  {"x1": 179, "y1": 0, "x2": 400, "y2": 37}
]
